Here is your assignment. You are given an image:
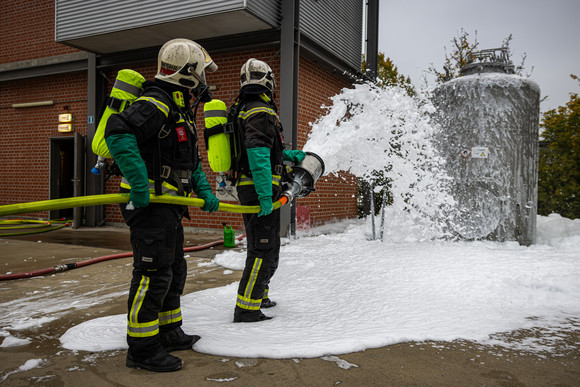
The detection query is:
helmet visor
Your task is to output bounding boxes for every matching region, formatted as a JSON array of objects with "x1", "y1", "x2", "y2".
[
  {"x1": 200, "y1": 46, "x2": 217, "y2": 72},
  {"x1": 178, "y1": 63, "x2": 206, "y2": 87},
  {"x1": 241, "y1": 71, "x2": 272, "y2": 83}
]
